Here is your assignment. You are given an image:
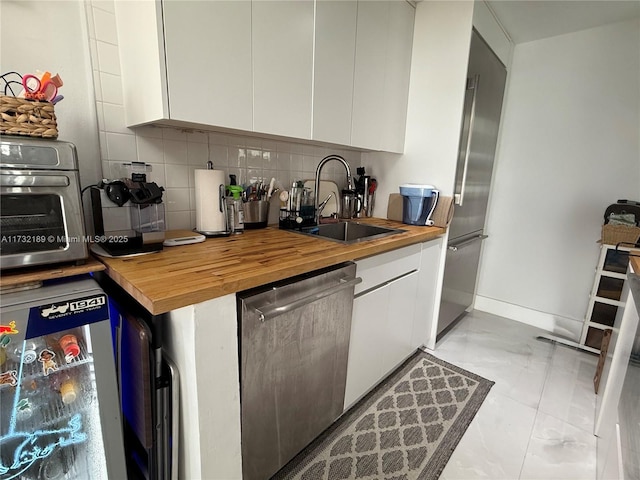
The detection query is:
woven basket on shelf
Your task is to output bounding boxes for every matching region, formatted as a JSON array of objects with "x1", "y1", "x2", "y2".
[
  {"x1": 601, "y1": 223, "x2": 640, "y2": 246},
  {"x1": 0, "y1": 95, "x2": 58, "y2": 138}
]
